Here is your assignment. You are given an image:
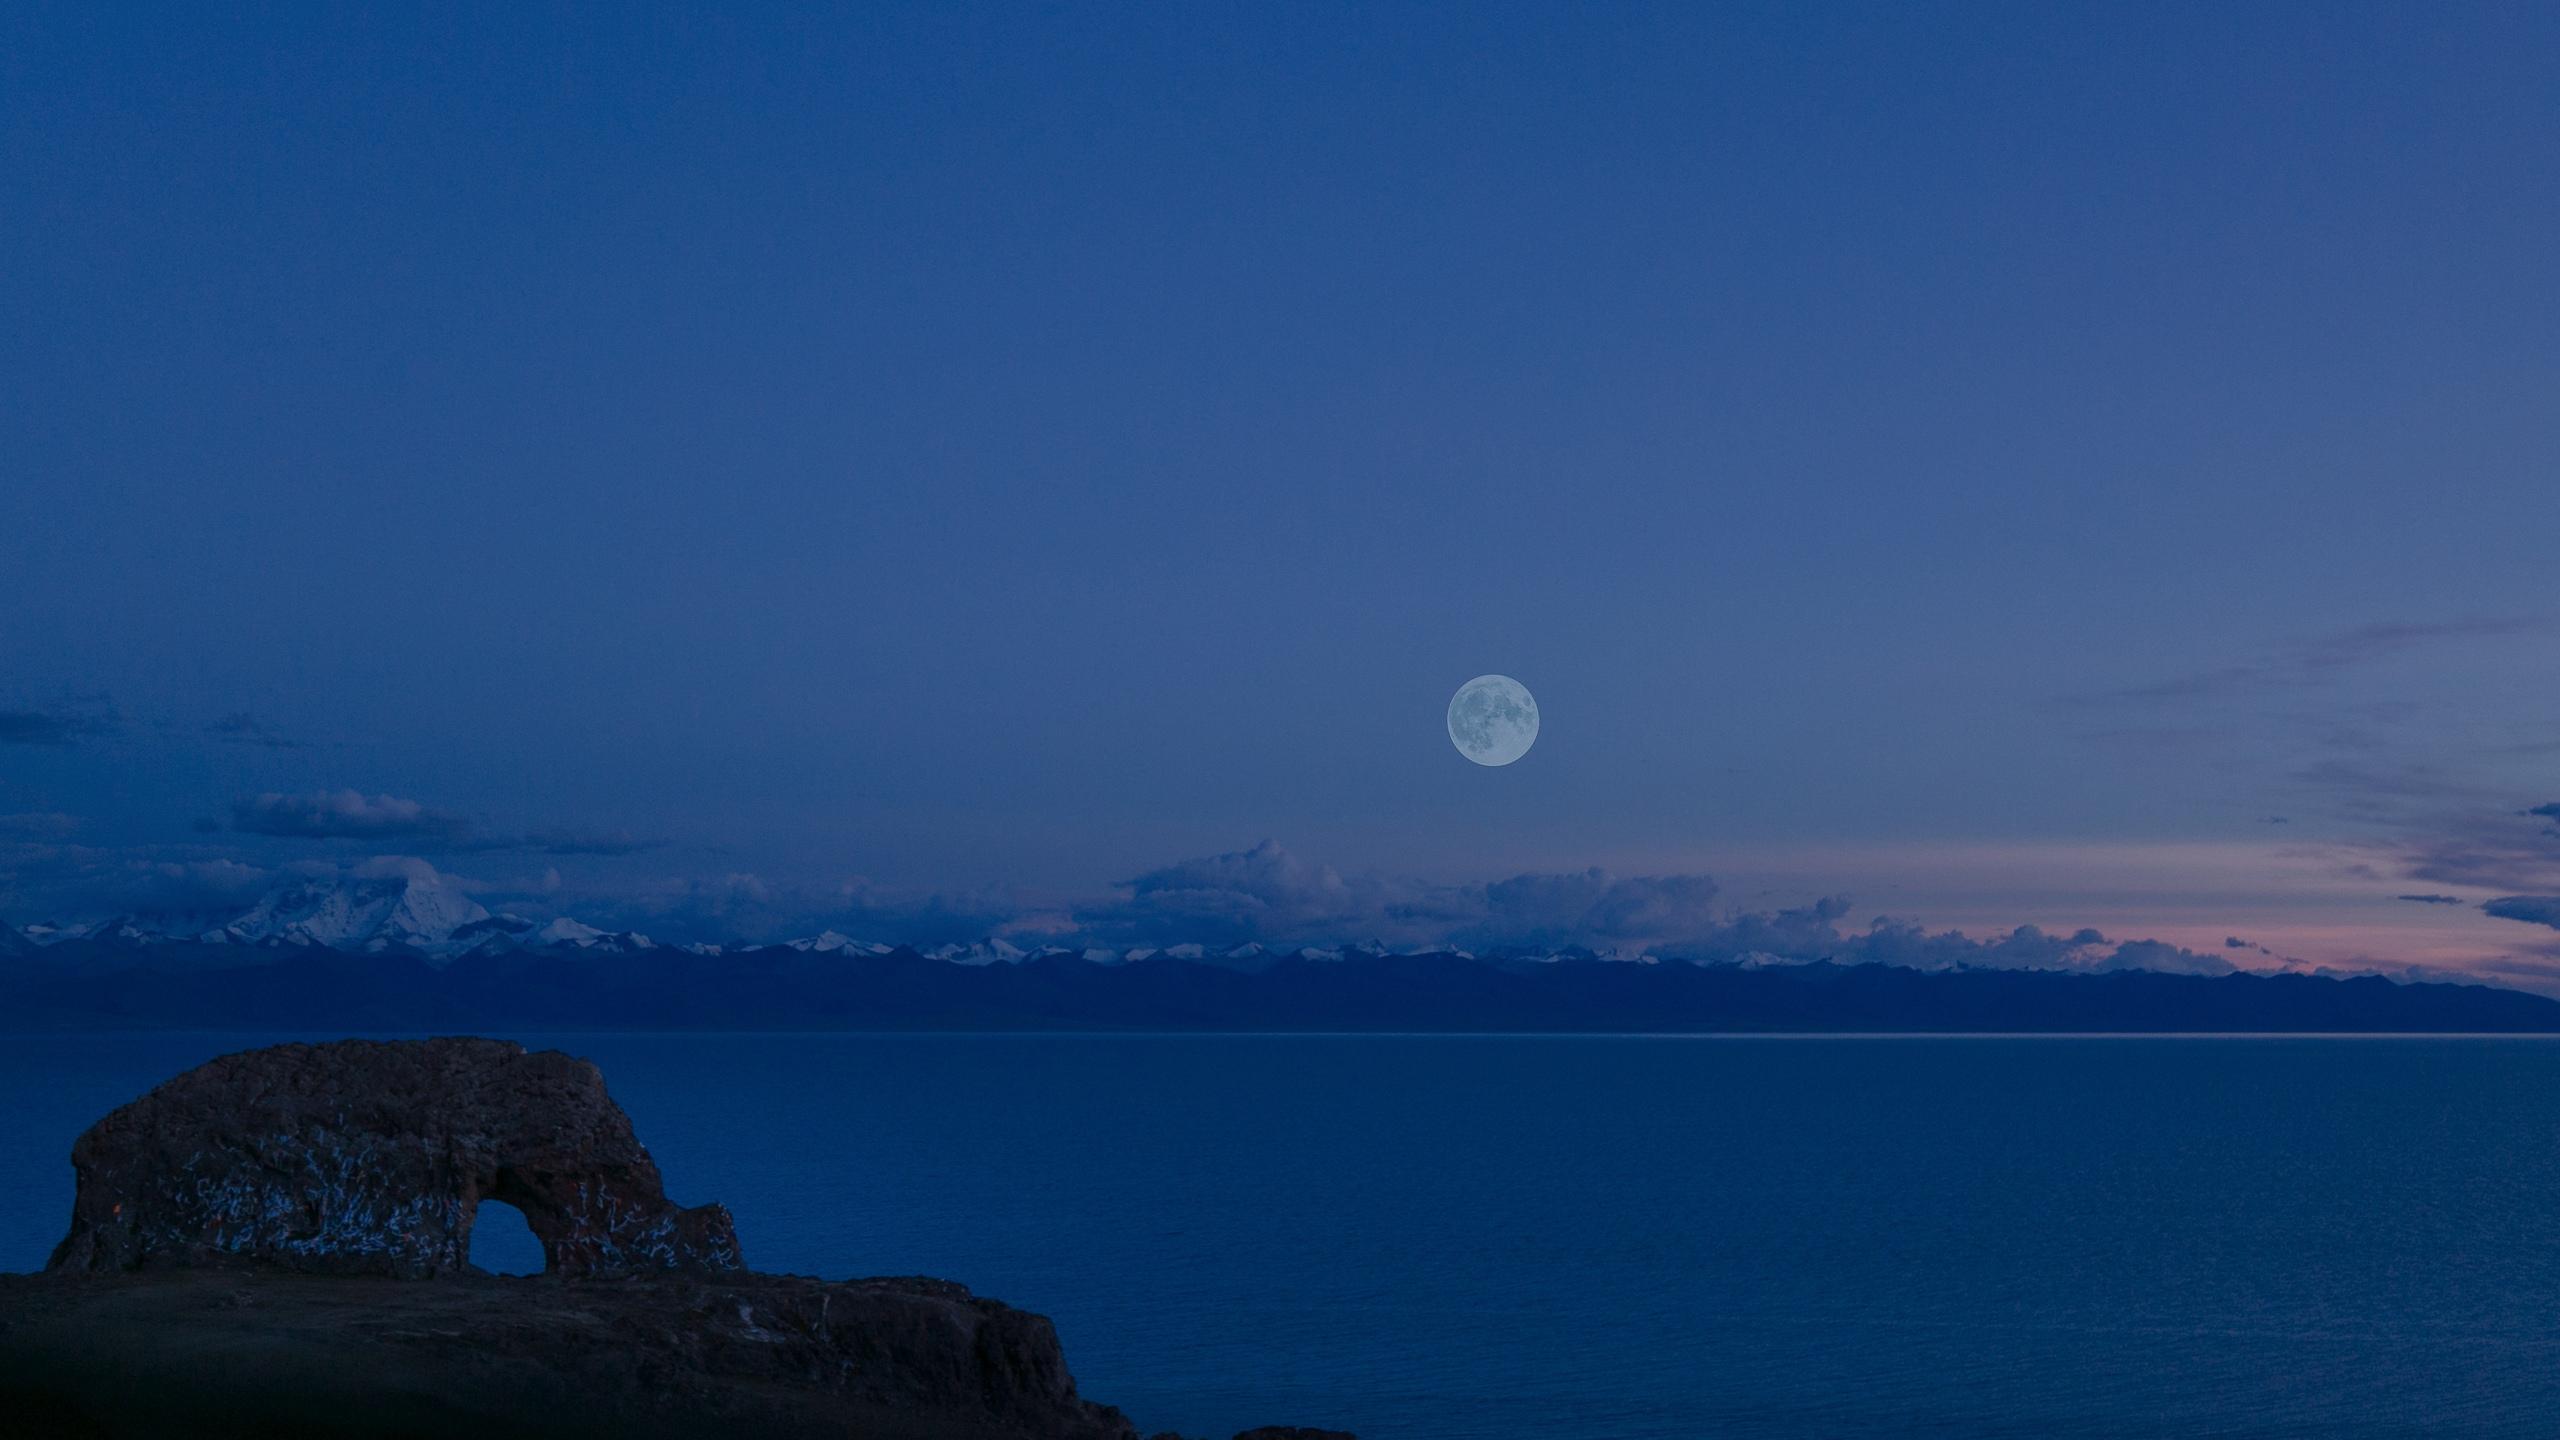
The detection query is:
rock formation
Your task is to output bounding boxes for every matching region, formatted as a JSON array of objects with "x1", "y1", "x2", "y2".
[
  {"x1": 47, "y1": 1037, "x2": 741, "y2": 1278},
  {"x1": 0, "y1": 1265, "x2": 1147, "y2": 1440},
  {"x1": 1, "y1": 1038, "x2": 1353, "y2": 1439}
]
